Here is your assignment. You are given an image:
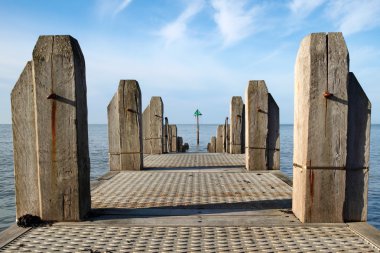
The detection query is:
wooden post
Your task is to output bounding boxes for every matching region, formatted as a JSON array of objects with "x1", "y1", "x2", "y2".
[
  {"x1": 167, "y1": 120, "x2": 172, "y2": 153},
  {"x1": 292, "y1": 33, "x2": 349, "y2": 223},
  {"x1": 164, "y1": 117, "x2": 169, "y2": 153},
  {"x1": 11, "y1": 35, "x2": 91, "y2": 221},
  {"x1": 210, "y1": 136, "x2": 216, "y2": 153},
  {"x1": 216, "y1": 125, "x2": 224, "y2": 153},
  {"x1": 223, "y1": 119, "x2": 230, "y2": 153},
  {"x1": 196, "y1": 115, "x2": 200, "y2": 145},
  {"x1": 267, "y1": 94, "x2": 280, "y2": 170},
  {"x1": 207, "y1": 143, "x2": 211, "y2": 152},
  {"x1": 177, "y1": 136, "x2": 183, "y2": 152},
  {"x1": 149, "y1": 97, "x2": 164, "y2": 154},
  {"x1": 142, "y1": 105, "x2": 151, "y2": 154},
  {"x1": 344, "y1": 72, "x2": 371, "y2": 221},
  {"x1": 107, "y1": 80, "x2": 143, "y2": 171},
  {"x1": 245, "y1": 80, "x2": 268, "y2": 170},
  {"x1": 170, "y1": 125, "x2": 177, "y2": 152},
  {"x1": 230, "y1": 96, "x2": 244, "y2": 154}
]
